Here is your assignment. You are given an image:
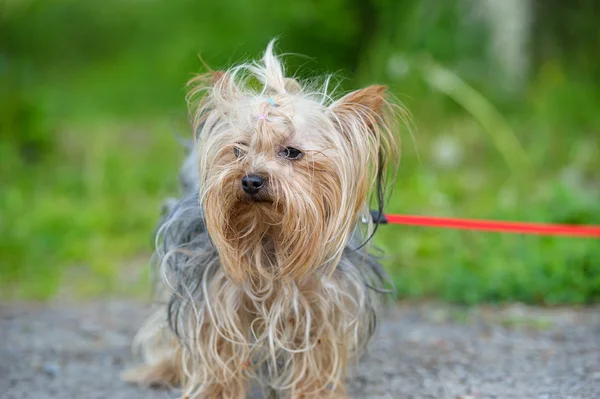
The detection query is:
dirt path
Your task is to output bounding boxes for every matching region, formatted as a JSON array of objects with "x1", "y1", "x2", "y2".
[{"x1": 1, "y1": 300, "x2": 599, "y2": 399}]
